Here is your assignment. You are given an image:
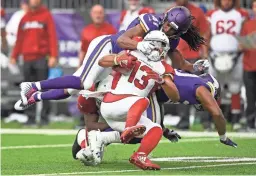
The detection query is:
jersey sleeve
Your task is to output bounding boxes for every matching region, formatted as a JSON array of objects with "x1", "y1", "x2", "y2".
[
  {"x1": 161, "y1": 61, "x2": 175, "y2": 79},
  {"x1": 138, "y1": 13, "x2": 160, "y2": 33}
]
